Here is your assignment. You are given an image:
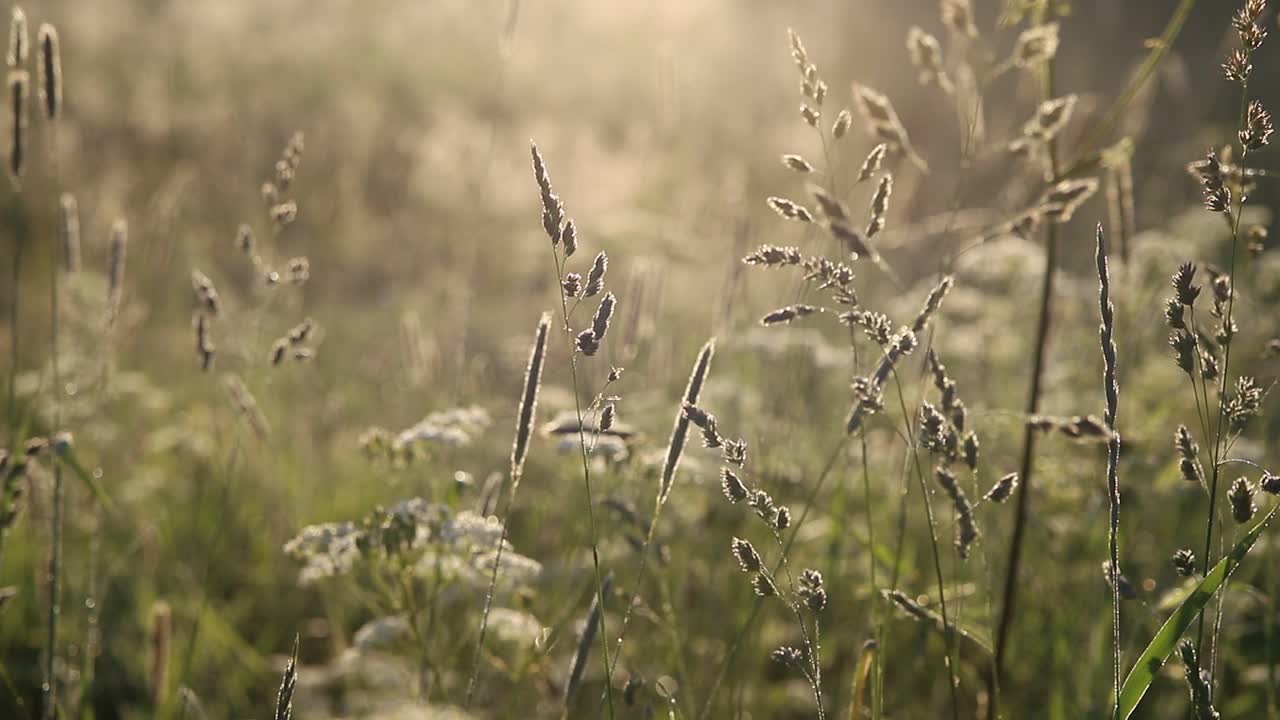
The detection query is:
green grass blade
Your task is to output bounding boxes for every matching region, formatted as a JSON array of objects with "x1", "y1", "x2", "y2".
[
  {"x1": 1116, "y1": 504, "x2": 1278, "y2": 719},
  {"x1": 55, "y1": 445, "x2": 116, "y2": 514}
]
